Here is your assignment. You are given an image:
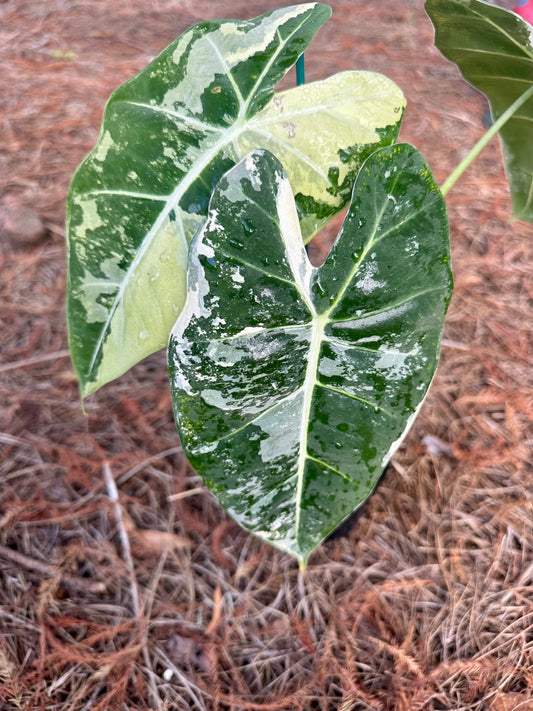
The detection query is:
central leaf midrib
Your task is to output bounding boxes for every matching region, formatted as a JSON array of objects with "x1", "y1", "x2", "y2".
[
  {"x1": 292, "y1": 168, "x2": 404, "y2": 543},
  {"x1": 294, "y1": 313, "x2": 327, "y2": 542}
]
